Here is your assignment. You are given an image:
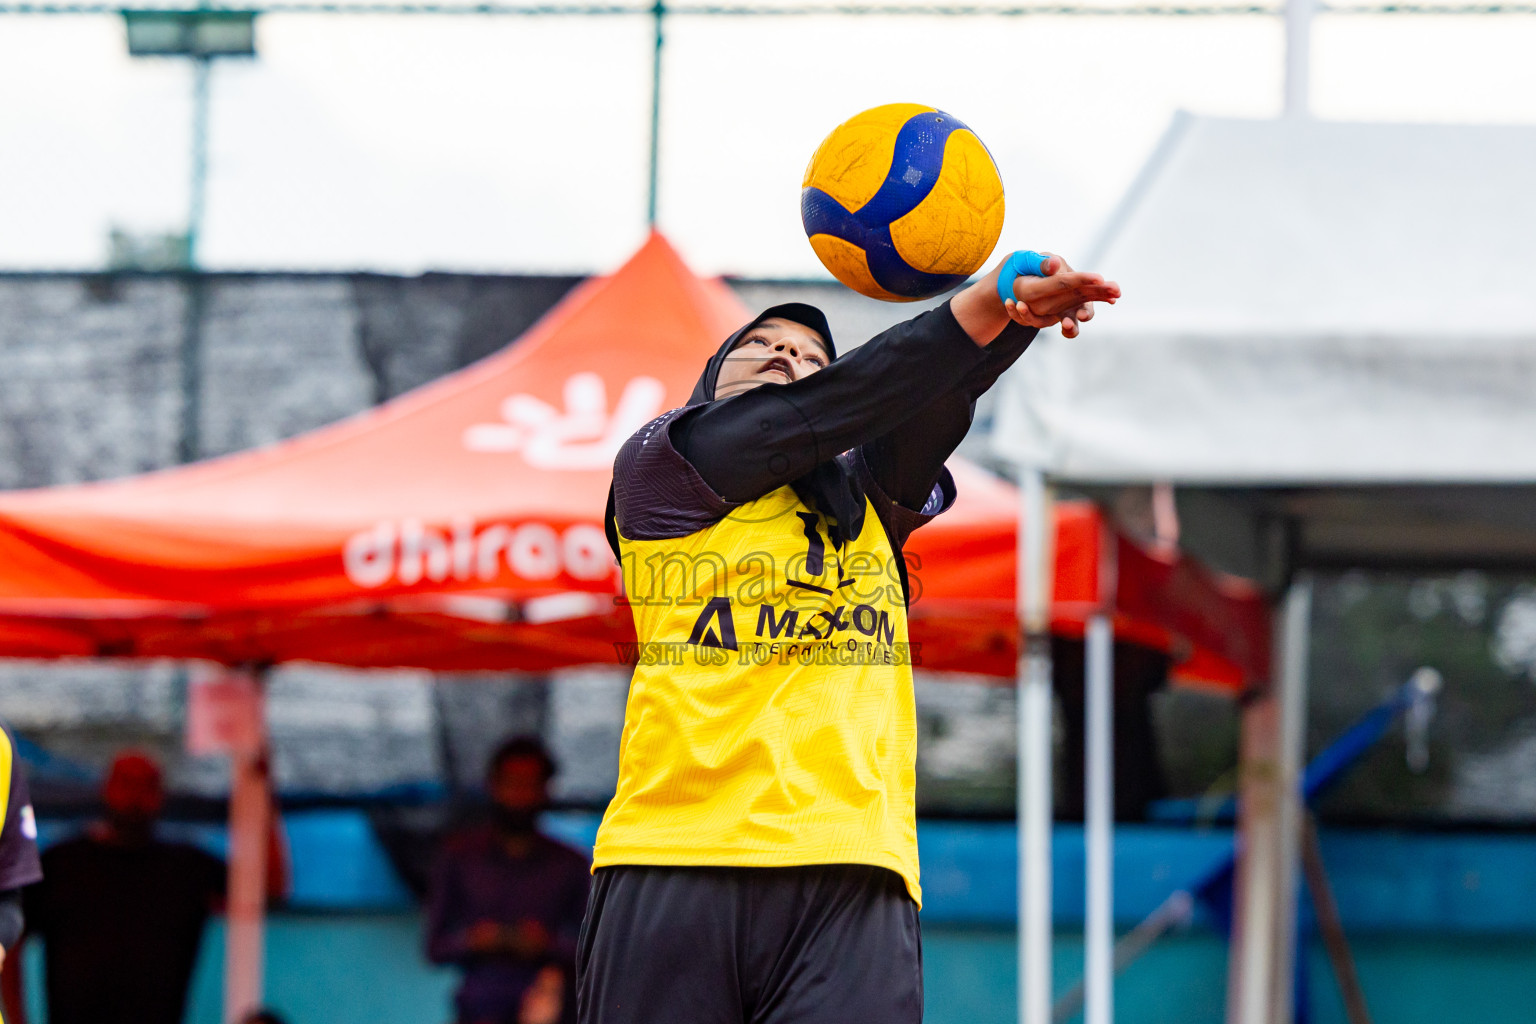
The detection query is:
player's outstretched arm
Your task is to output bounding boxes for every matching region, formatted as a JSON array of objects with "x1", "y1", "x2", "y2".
[
  {"x1": 952, "y1": 253, "x2": 1120, "y2": 345},
  {"x1": 676, "y1": 305, "x2": 992, "y2": 504},
  {"x1": 861, "y1": 251, "x2": 1119, "y2": 511},
  {"x1": 859, "y1": 322, "x2": 1035, "y2": 511},
  {"x1": 675, "y1": 256, "x2": 1117, "y2": 506}
]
